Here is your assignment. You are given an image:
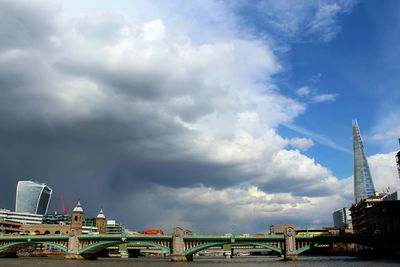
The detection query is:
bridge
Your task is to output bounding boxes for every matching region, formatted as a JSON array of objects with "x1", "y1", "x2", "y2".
[{"x1": 1, "y1": 225, "x2": 399, "y2": 261}]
